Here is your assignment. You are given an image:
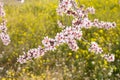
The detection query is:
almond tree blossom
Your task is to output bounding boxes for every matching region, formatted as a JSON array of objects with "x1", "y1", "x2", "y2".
[
  {"x1": 0, "y1": 32, "x2": 10, "y2": 46},
  {"x1": 17, "y1": 0, "x2": 116, "y2": 64},
  {"x1": 17, "y1": 26, "x2": 83, "y2": 63},
  {"x1": 88, "y1": 42, "x2": 103, "y2": 54},
  {"x1": 0, "y1": 2, "x2": 10, "y2": 45},
  {"x1": 57, "y1": 20, "x2": 65, "y2": 28},
  {"x1": 17, "y1": 46, "x2": 45, "y2": 64},
  {"x1": 104, "y1": 54, "x2": 115, "y2": 62},
  {"x1": 42, "y1": 36, "x2": 57, "y2": 51},
  {"x1": 0, "y1": 2, "x2": 5, "y2": 17},
  {"x1": 57, "y1": 0, "x2": 73, "y2": 16},
  {"x1": 17, "y1": 0, "x2": 25, "y2": 3},
  {"x1": 21, "y1": 0, "x2": 24, "y2": 3}
]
